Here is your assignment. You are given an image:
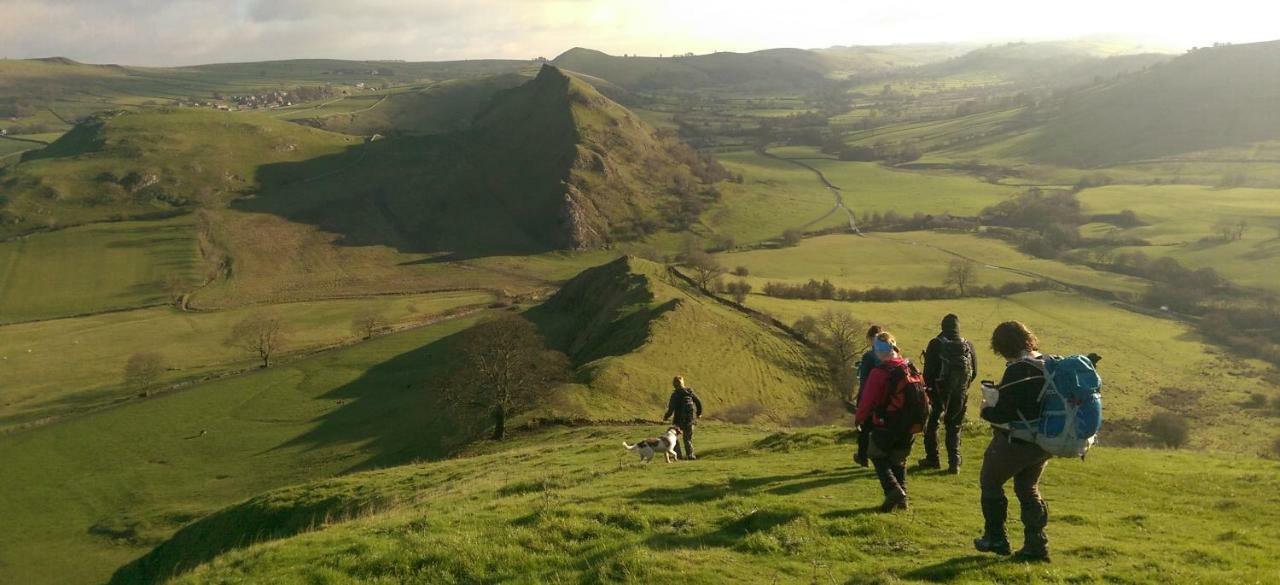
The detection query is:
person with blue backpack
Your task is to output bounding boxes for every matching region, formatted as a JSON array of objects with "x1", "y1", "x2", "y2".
[{"x1": 974, "y1": 321, "x2": 1103, "y2": 563}]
